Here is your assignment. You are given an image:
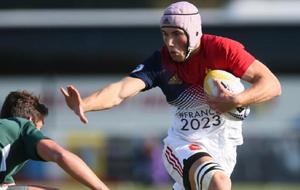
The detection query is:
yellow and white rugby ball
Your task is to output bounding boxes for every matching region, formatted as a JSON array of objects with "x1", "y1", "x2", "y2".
[{"x1": 204, "y1": 70, "x2": 250, "y2": 120}]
